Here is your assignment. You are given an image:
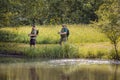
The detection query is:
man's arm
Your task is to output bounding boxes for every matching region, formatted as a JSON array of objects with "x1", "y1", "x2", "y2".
[
  {"x1": 29, "y1": 34, "x2": 36, "y2": 36},
  {"x1": 59, "y1": 28, "x2": 67, "y2": 35},
  {"x1": 60, "y1": 32, "x2": 67, "y2": 35}
]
